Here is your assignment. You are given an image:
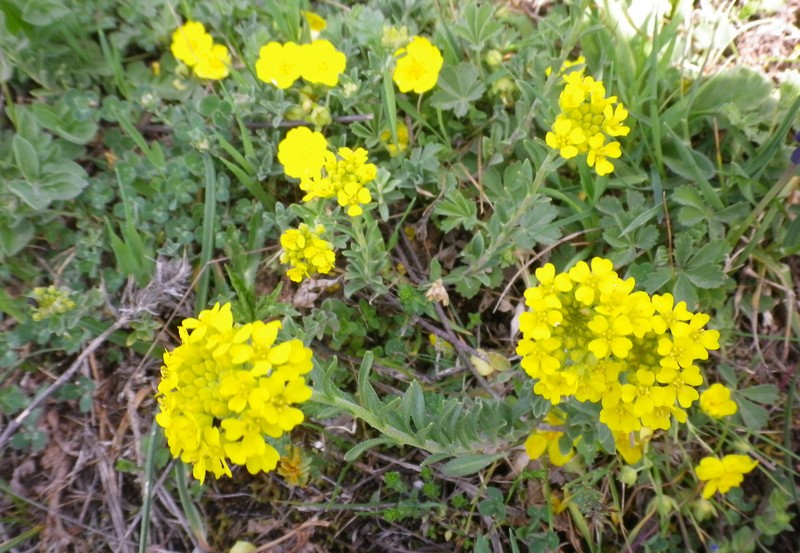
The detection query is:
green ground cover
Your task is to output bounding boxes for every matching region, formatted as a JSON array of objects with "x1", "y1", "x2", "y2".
[{"x1": 1, "y1": 0, "x2": 799, "y2": 551}]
